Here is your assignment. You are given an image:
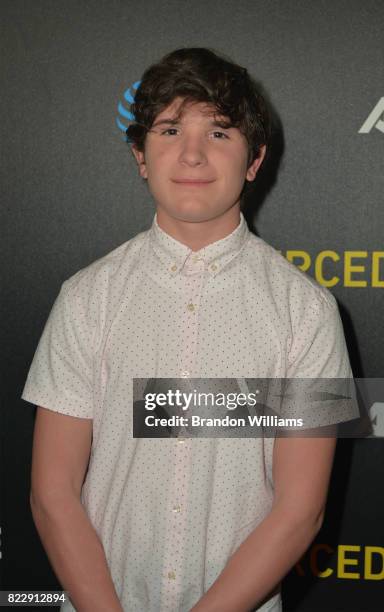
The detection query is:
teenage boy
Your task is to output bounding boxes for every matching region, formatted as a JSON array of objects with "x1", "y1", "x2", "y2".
[{"x1": 22, "y1": 47, "x2": 354, "y2": 612}]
